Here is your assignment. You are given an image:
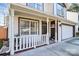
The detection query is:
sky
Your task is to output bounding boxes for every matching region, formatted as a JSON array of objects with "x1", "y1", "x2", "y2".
[{"x1": 0, "y1": 3, "x2": 8, "y2": 26}]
